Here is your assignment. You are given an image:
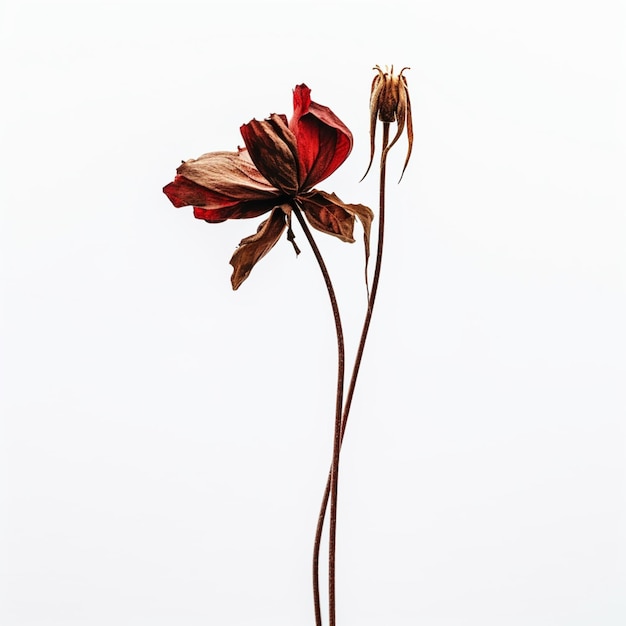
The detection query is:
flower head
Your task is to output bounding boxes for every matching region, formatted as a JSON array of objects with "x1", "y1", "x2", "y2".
[
  {"x1": 363, "y1": 65, "x2": 413, "y2": 181},
  {"x1": 164, "y1": 85, "x2": 372, "y2": 289}
]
